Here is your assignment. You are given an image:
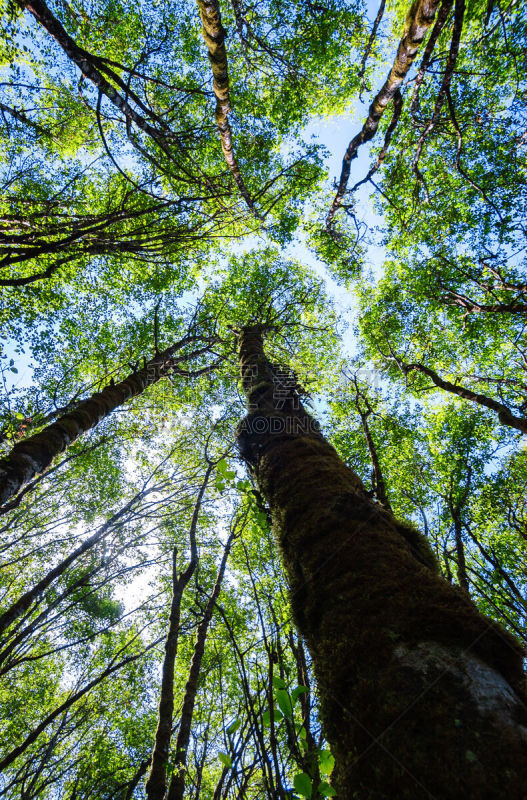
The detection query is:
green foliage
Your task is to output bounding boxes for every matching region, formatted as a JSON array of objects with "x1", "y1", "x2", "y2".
[
  {"x1": 294, "y1": 771, "x2": 313, "y2": 798},
  {"x1": 0, "y1": 0, "x2": 526, "y2": 796}
]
